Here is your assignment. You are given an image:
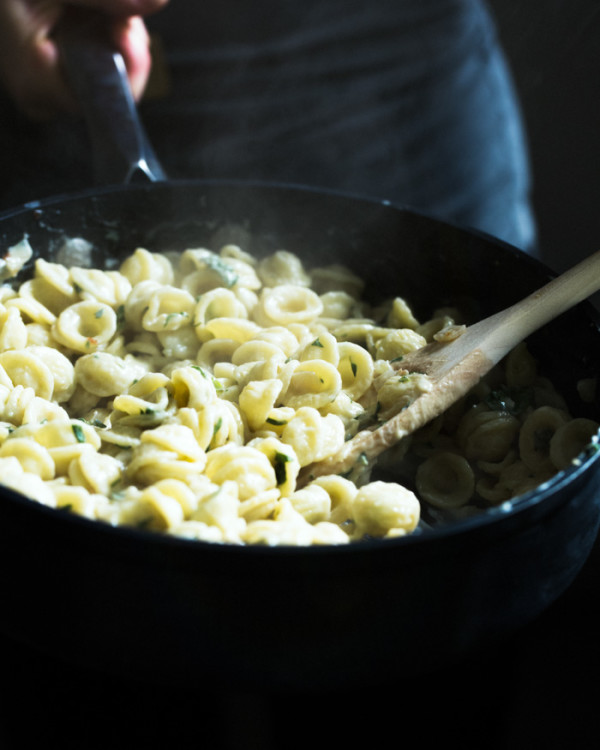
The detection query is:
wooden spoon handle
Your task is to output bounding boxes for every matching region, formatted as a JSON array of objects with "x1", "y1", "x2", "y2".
[{"x1": 472, "y1": 248, "x2": 600, "y2": 365}]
